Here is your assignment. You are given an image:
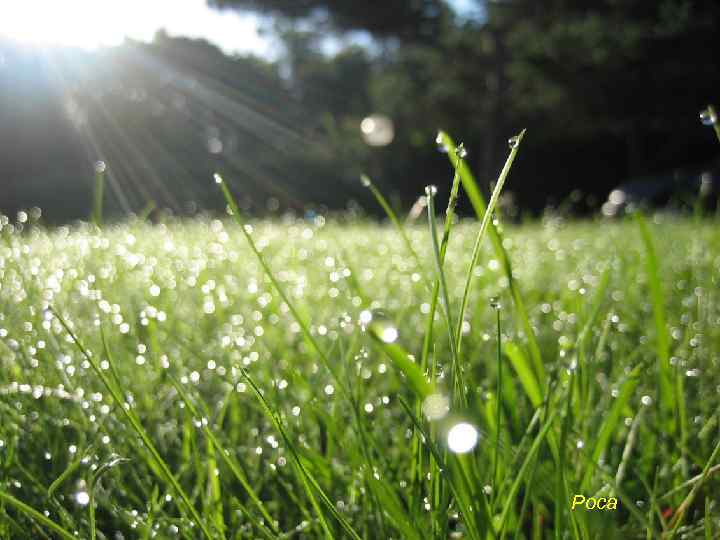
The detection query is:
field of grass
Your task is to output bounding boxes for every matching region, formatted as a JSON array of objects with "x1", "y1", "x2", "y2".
[
  {"x1": 1, "y1": 204, "x2": 719, "y2": 539},
  {"x1": 0, "y1": 131, "x2": 719, "y2": 540}
]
